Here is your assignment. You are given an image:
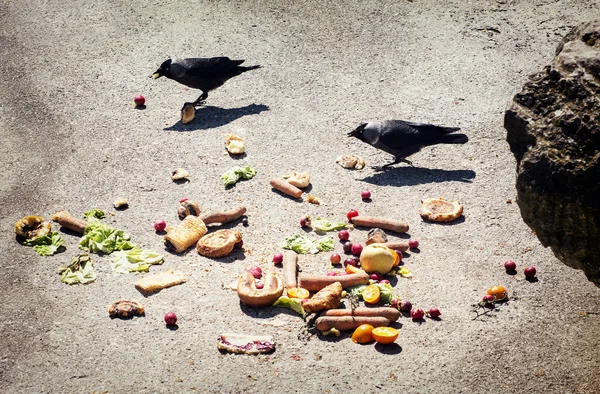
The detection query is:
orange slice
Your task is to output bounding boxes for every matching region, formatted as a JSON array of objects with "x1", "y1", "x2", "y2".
[
  {"x1": 362, "y1": 285, "x2": 381, "y2": 304},
  {"x1": 419, "y1": 197, "x2": 463, "y2": 222},
  {"x1": 390, "y1": 249, "x2": 401, "y2": 267},
  {"x1": 351, "y1": 324, "x2": 374, "y2": 344},
  {"x1": 345, "y1": 264, "x2": 366, "y2": 275},
  {"x1": 372, "y1": 326, "x2": 399, "y2": 345},
  {"x1": 287, "y1": 287, "x2": 310, "y2": 299}
]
